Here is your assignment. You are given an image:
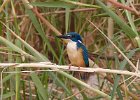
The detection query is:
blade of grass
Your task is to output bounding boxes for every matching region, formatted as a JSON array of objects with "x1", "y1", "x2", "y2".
[
  {"x1": 88, "y1": 19, "x2": 139, "y2": 99},
  {"x1": 1, "y1": 91, "x2": 15, "y2": 99},
  {"x1": 0, "y1": 21, "x2": 47, "y2": 62},
  {"x1": 49, "y1": 72, "x2": 74, "y2": 99},
  {"x1": 11, "y1": 1, "x2": 22, "y2": 99},
  {"x1": 116, "y1": 87, "x2": 123, "y2": 100},
  {"x1": 58, "y1": 45, "x2": 65, "y2": 64},
  {"x1": 0, "y1": 20, "x2": 73, "y2": 98},
  {"x1": 111, "y1": 50, "x2": 136, "y2": 100},
  {"x1": 22, "y1": 81, "x2": 26, "y2": 100},
  {"x1": 95, "y1": 0, "x2": 136, "y2": 38},
  {"x1": 28, "y1": 79, "x2": 32, "y2": 100},
  {"x1": 120, "y1": 0, "x2": 137, "y2": 34},
  {"x1": 26, "y1": 9, "x2": 59, "y2": 61},
  {"x1": 87, "y1": 19, "x2": 137, "y2": 71},
  {"x1": 57, "y1": 70, "x2": 111, "y2": 99},
  {"x1": 61, "y1": 0, "x2": 100, "y2": 8},
  {"x1": 2, "y1": 73, "x2": 14, "y2": 83},
  {"x1": 96, "y1": 0, "x2": 140, "y2": 47},
  {"x1": 65, "y1": 8, "x2": 70, "y2": 33},
  {"x1": 30, "y1": 72, "x2": 48, "y2": 100},
  {"x1": 3, "y1": 3, "x2": 15, "y2": 99},
  {"x1": 0, "y1": 36, "x2": 35, "y2": 60},
  {"x1": 0, "y1": 22, "x2": 2, "y2": 34},
  {"x1": 120, "y1": 0, "x2": 140, "y2": 47},
  {"x1": 30, "y1": 1, "x2": 74, "y2": 8},
  {"x1": 0, "y1": 0, "x2": 10, "y2": 13}
]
